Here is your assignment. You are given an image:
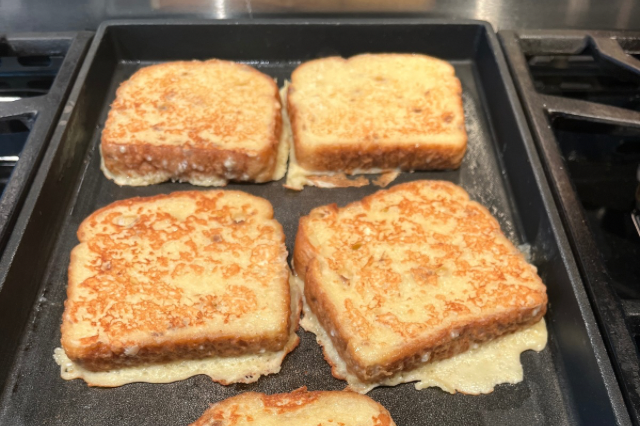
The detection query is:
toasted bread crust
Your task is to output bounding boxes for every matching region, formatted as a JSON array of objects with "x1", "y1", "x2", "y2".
[
  {"x1": 190, "y1": 387, "x2": 396, "y2": 426},
  {"x1": 101, "y1": 137, "x2": 280, "y2": 186},
  {"x1": 101, "y1": 60, "x2": 283, "y2": 186},
  {"x1": 289, "y1": 107, "x2": 466, "y2": 172},
  {"x1": 62, "y1": 190, "x2": 290, "y2": 371},
  {"x1": 287, "y1": 54, "x2": 467, "y2": 173},
  {"x1": 294, "y1": 181, "x2": 547, "y2": 382},
  {"x1": 304, "y1": 259, "x2": 544, "y2": 381}
]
